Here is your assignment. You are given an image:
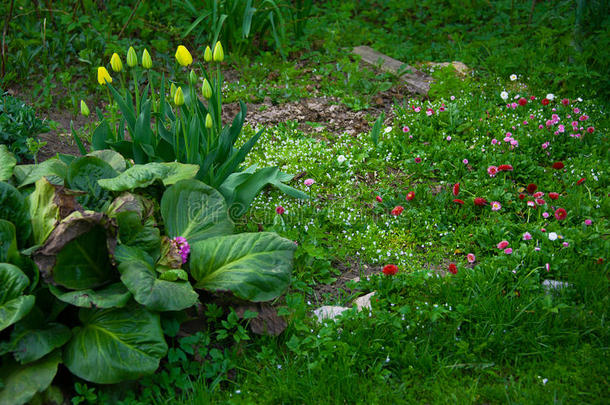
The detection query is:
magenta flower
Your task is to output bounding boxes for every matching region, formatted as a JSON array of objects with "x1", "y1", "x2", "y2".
[
  {"x1": 462, "y1": 158, "x2": 469, "y2": 164},
  {"x1": 276, "y1": 206, "x2": 285, "y2": 215},
  {"x1": 497, "y1": 240, "x2": 509, "y2": 250},
  {"x1": 504, "y1": 248, "x2": 513, "y2": 254},
  {"x1": 523, "y1": 232, "x2": 532, "y2": 240},
  {"x1": 467, "y1": 253, "x2": 476, "y2": 263},
  {"x1": 584, "y1": 219, "x2": 592, "y2": 226},
  {"x1": 487, "y1": 166, "x2": 498, "y2": 177},
  {"x1": 172, "y1": 236, "x2": 191, "y2": 264},
  {"x1": 491, "y1": 201, "x2": 501, "y2": 211},
  {"x1": 304, "y1": 178, "x2": 315, "y2": 187},
  {"x1": 402, "y1": 126, "x2": 410, "y2": 133},
  {"x1": 414, "y1": 157, "x2": 422, "y2": 163}
]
